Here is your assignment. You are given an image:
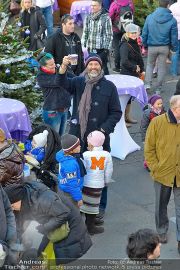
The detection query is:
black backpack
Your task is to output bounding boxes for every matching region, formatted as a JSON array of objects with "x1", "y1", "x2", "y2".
[{"x1": 114, "y1": 0, "x2": 133, "y2": 31}]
